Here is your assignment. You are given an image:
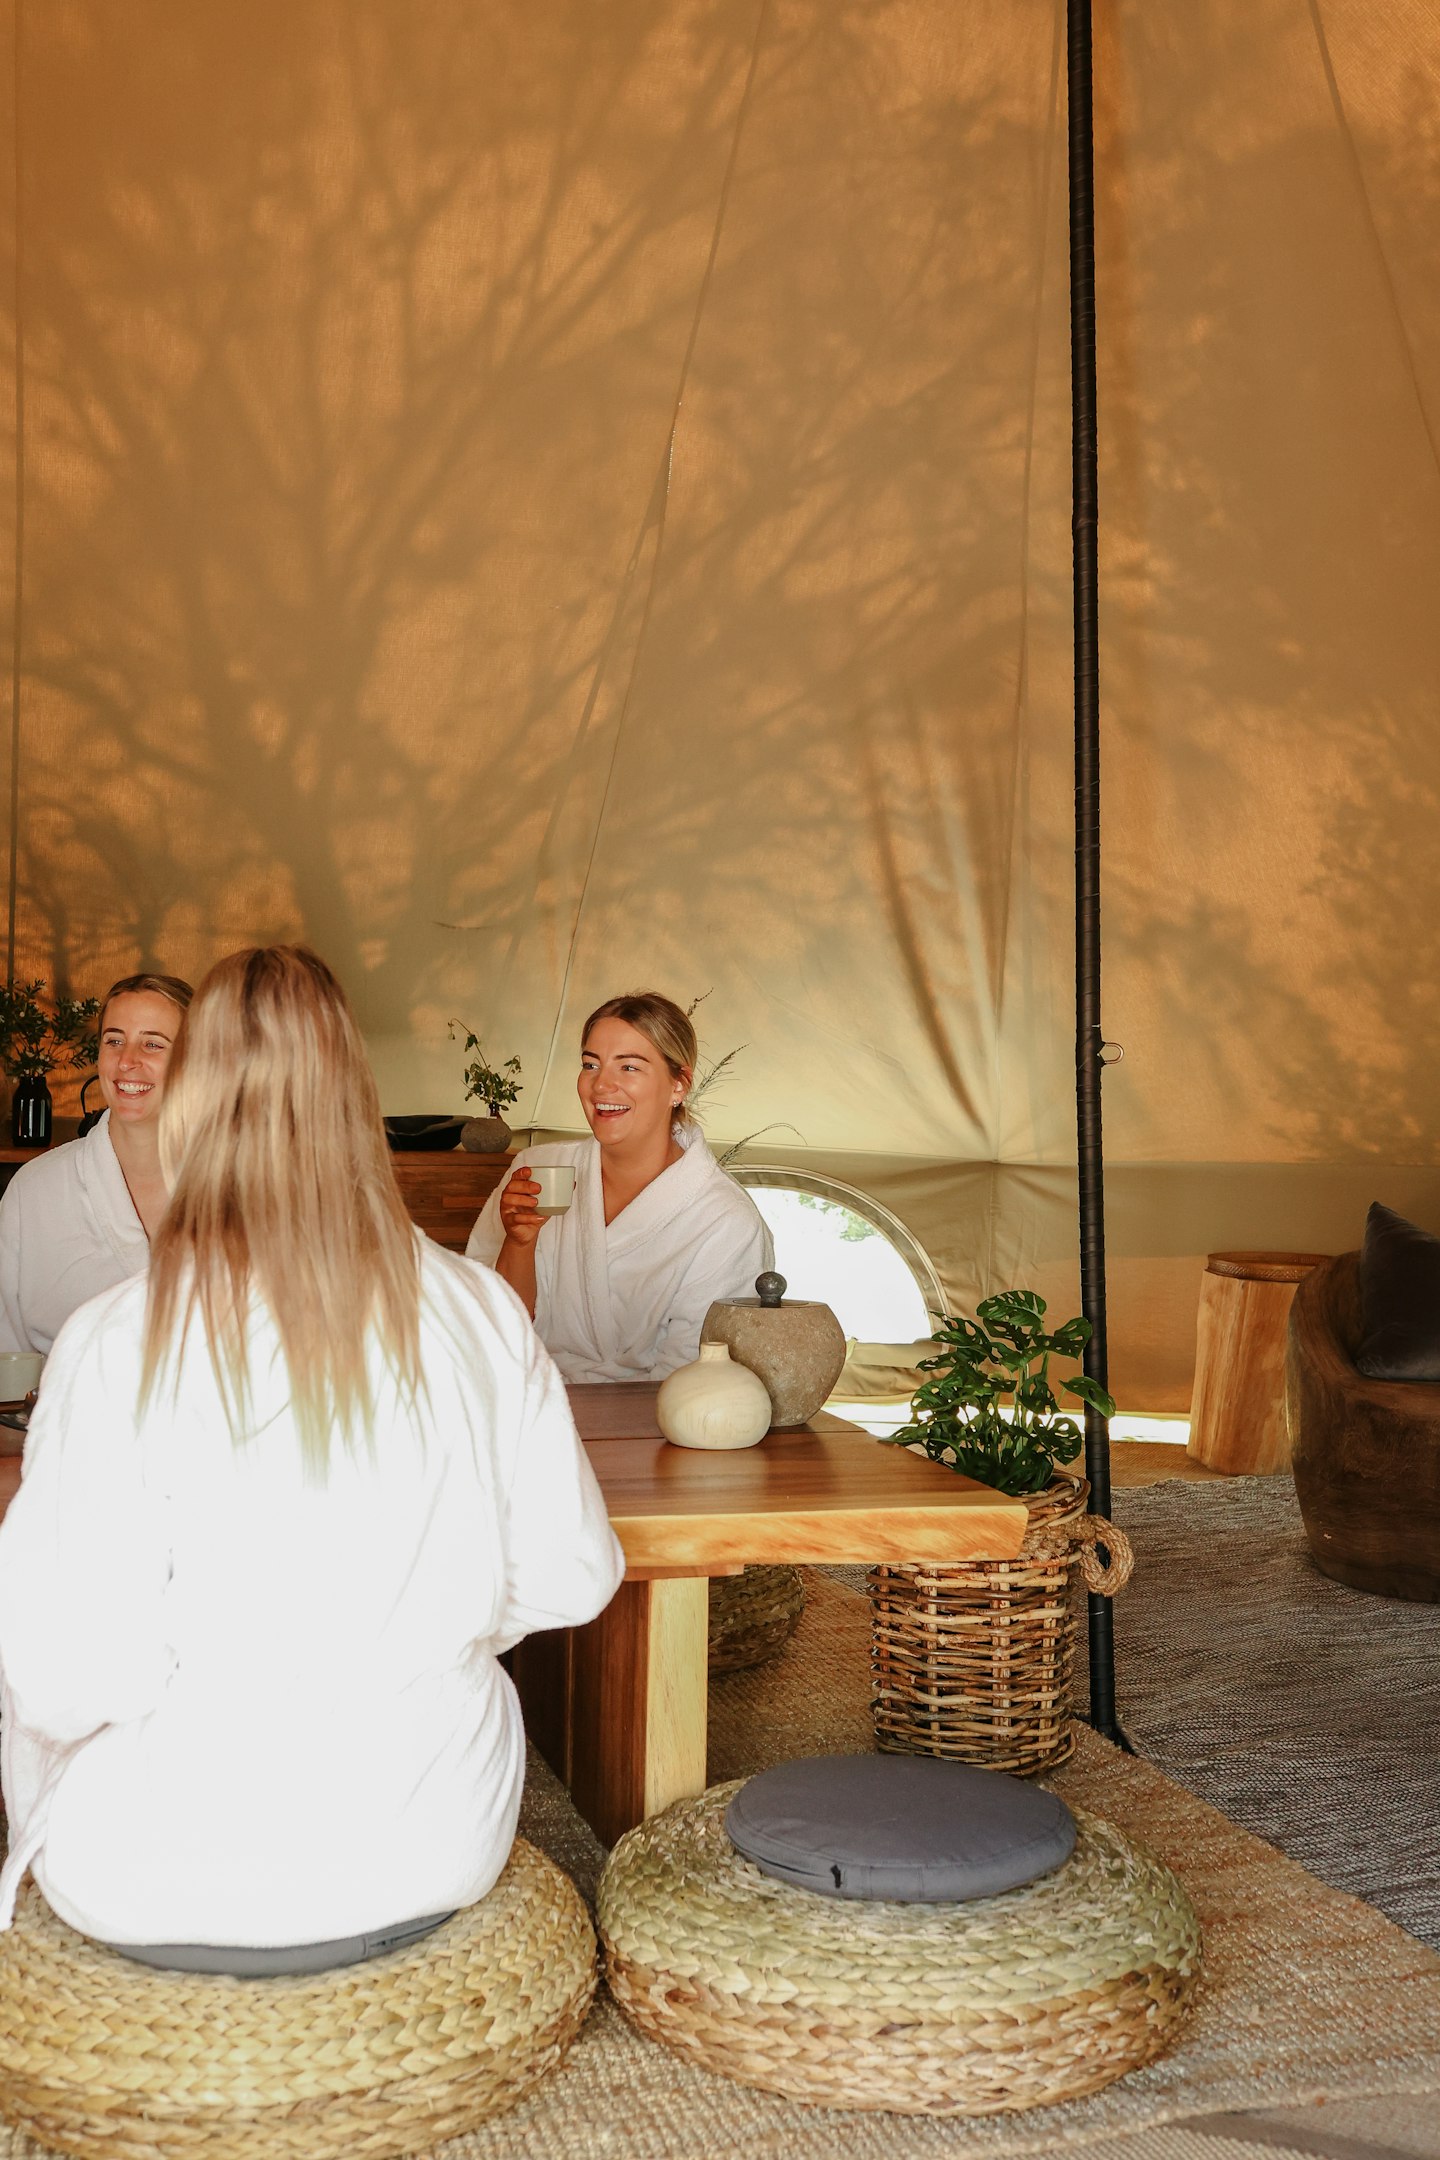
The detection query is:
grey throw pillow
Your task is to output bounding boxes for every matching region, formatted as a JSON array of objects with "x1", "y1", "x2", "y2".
[
  {"x1": 725, "y1": 1754, "x2": 1076, "y2": 1903},
  {"x1": 1356, "y1": 1202, "x2": 1440, "y2": 1382}
]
